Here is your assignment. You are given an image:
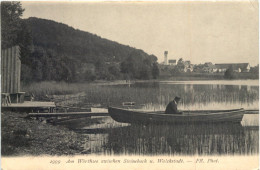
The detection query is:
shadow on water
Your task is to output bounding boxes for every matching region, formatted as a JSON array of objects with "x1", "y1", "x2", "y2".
[{"x1": 103, "y1": 123, "x2": 258, "y2": 155}]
